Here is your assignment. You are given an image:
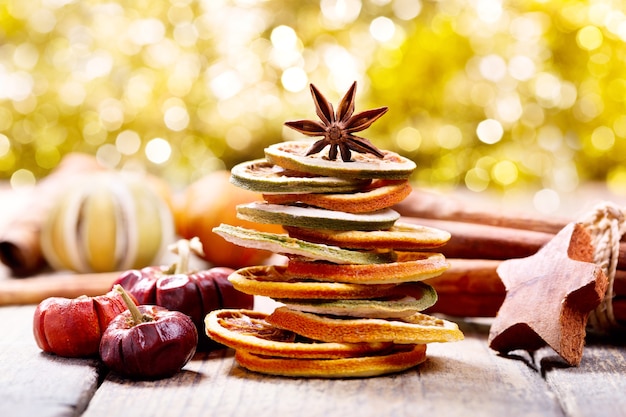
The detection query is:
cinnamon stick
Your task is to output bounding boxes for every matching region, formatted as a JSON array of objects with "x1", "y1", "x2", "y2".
[
  {"x1": 0, "y1": 153, "x2": 104, "y2": 276},
  {"x1": 425, "y1": 259, "x2": 504, "y2": 317},
  {"x1": 0, "y1": 271, "x2": 120, "y2": 305},
  {"x1": 396, "y1": 188, "x2": 571, "y2": 234},
  {"x1": 402, "y1": 217, "x2": 626, "y2": 270},
  {"x1": 404, "y1": 217, "x2": 553, "y2": 260}
]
